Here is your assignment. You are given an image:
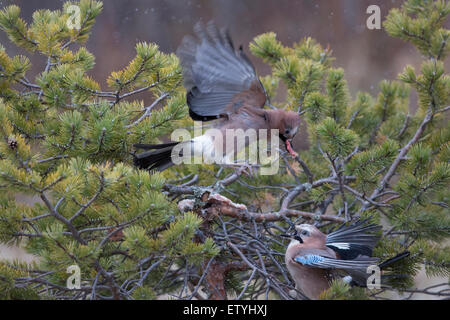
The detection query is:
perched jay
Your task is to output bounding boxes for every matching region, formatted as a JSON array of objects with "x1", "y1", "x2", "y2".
[
  {"x1": 134, "y1": 22, "x2": 301, "y2": 171},
  {"x1": 284, "y1": 219, "x2": 409, "y2": 299}
]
